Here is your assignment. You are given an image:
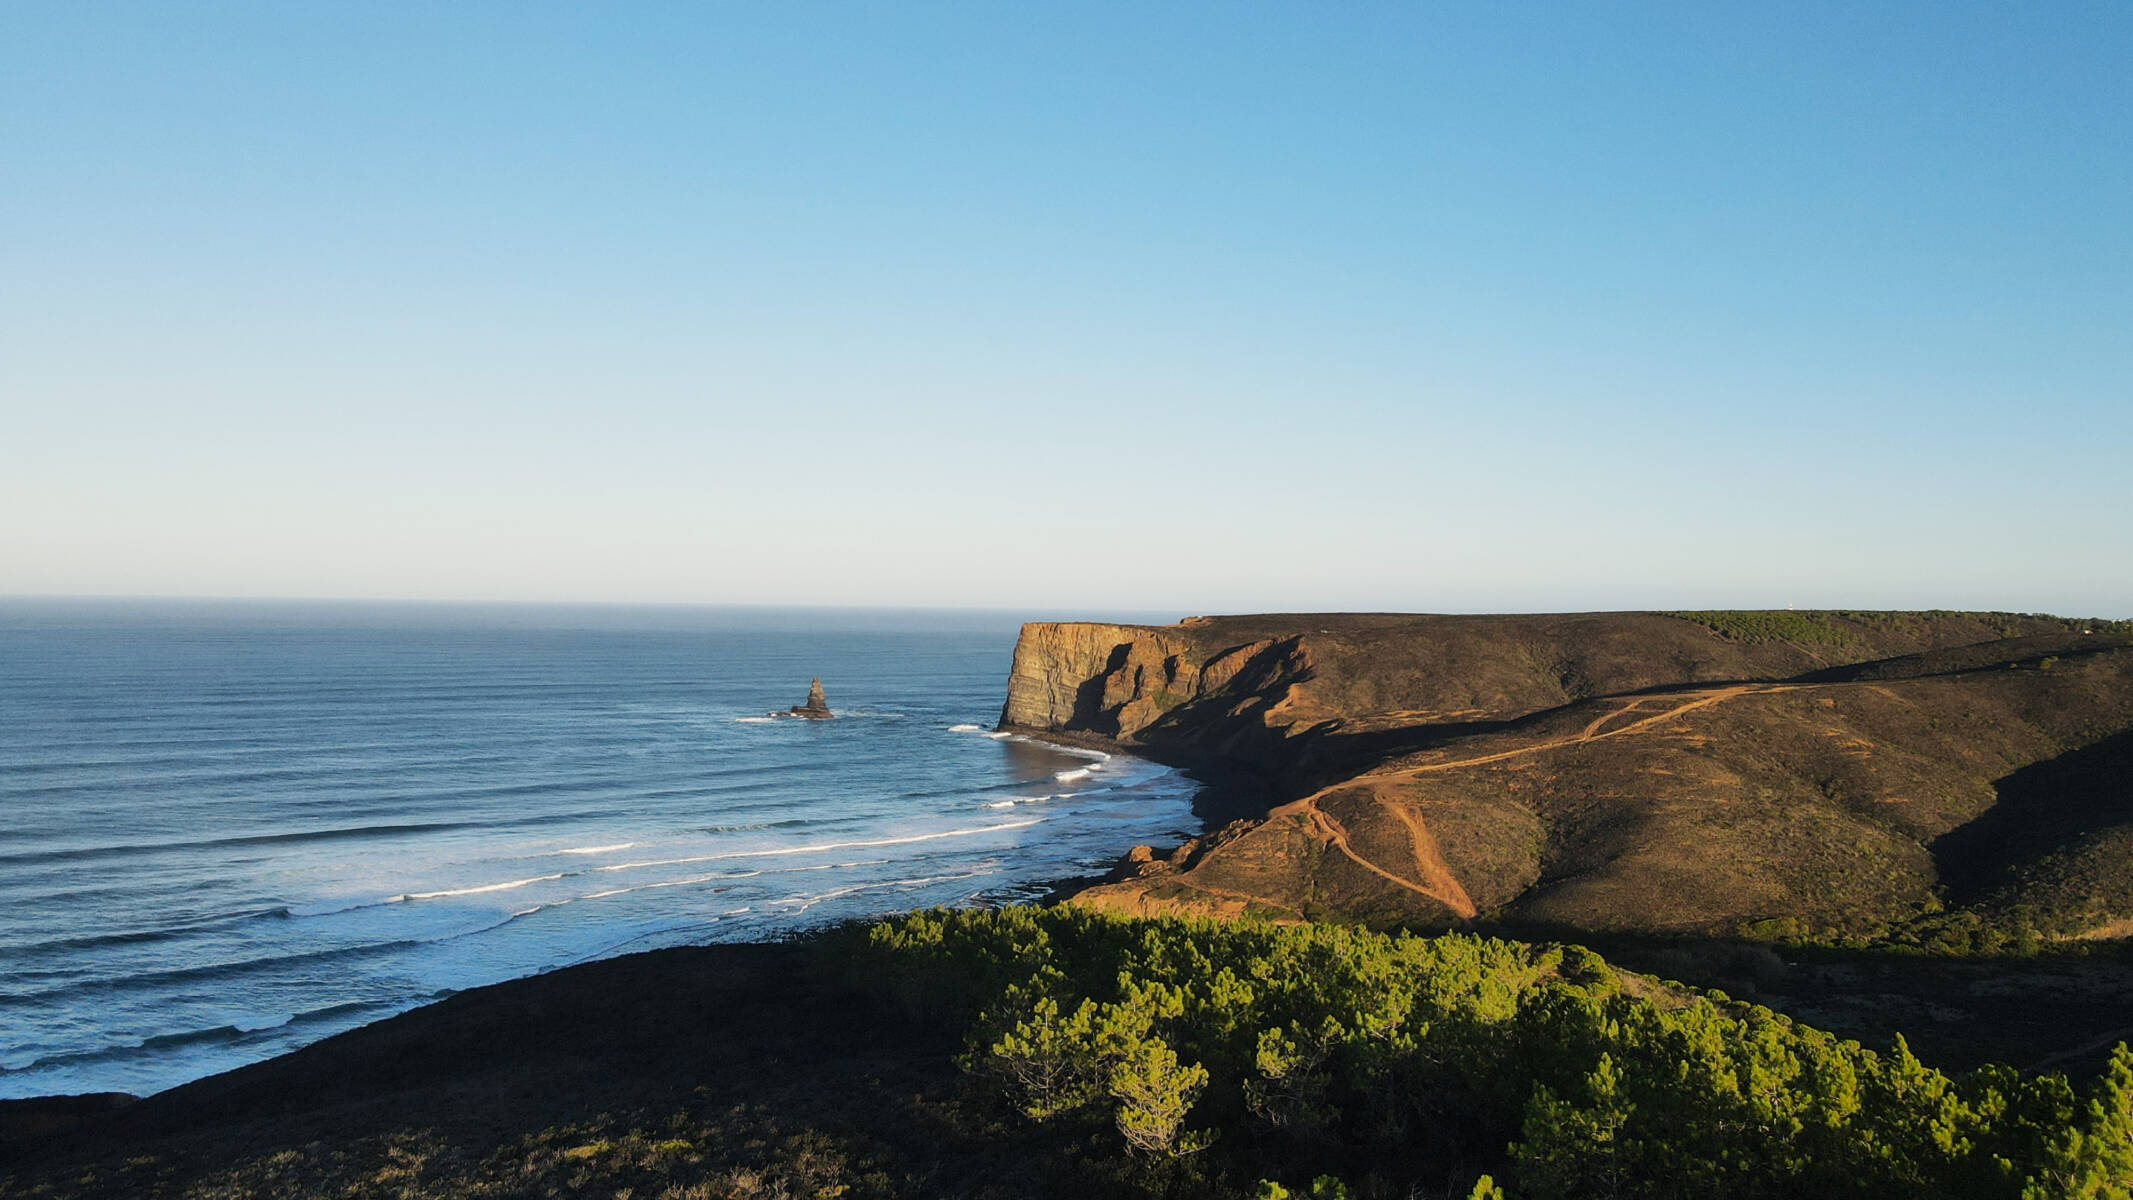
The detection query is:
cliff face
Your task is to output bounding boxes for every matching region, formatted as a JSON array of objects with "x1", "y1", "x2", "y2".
[
  {"x1": 1000, "y1": 611, "x2": 2133, "y2": 942},
  {"x1": 1003, "y1": 620, "x2": 1307, "y2": 730},
  {"x1": 999, "y1": 623, "x2": 1182, "y2": 735}
]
